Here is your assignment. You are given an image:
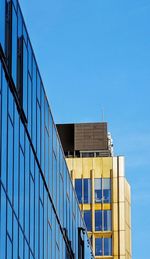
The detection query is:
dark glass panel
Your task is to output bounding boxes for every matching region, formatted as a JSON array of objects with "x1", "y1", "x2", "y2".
[
  {"x1": 27, "y1": 73, "x2": 32, "y2": 135},
  {"x1": 28, "y1": 40, "x2": 32, "y2": 76},
  {"x1": 95, "y1": 238, "x2": 102, "y2": 256},
  {"x1": 75, "y1": 179, "x2": 82, "y2": 204},
  {"x1": 23, "y1": 40, "x2": 28, "y2": 117},
  {"x1": 84, "y1": 179, "x2": 91, "y2": 203},
  {"x1": 0, "y1": 0, "x2": 6, "y2": 50},
  {"x1": 95, "y1": 210, "x2": 102, "y2": 231},
  {"x1": 84, "y1": 211, "x2": 92, "y2": 231},
  {"x1": 12, "y1": 6, "x2": 17, "y2": 86}
]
